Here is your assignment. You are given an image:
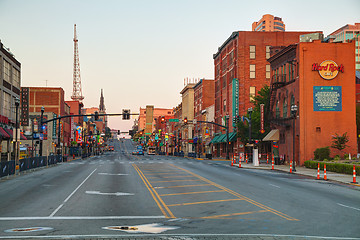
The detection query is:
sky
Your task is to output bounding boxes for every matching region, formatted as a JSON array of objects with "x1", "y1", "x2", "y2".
[{"x1": 0, "y1": 0, "x2": 359, "y2": 132}]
